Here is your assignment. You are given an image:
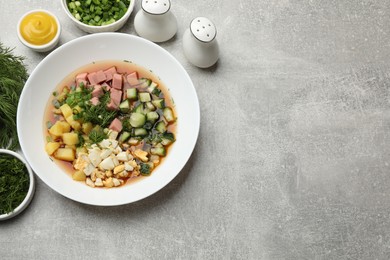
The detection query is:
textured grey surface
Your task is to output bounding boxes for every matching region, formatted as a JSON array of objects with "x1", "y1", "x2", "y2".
[{"x1": 1, "y1": 0, "x2": 390, "y2": 259}]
